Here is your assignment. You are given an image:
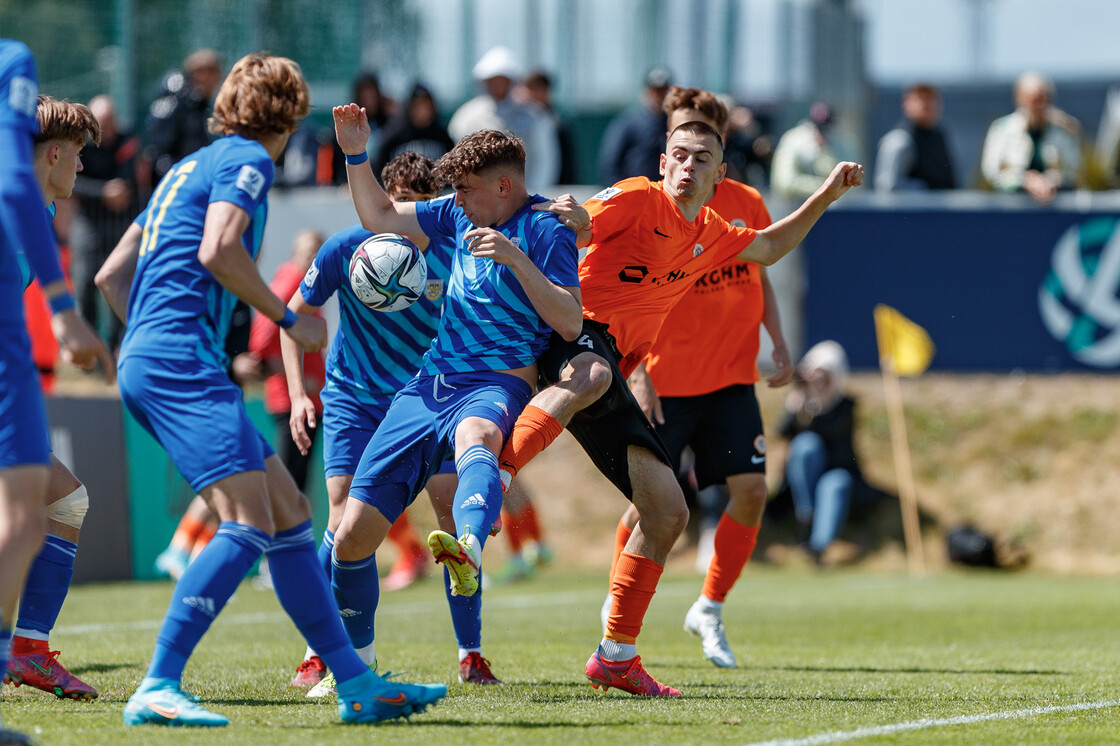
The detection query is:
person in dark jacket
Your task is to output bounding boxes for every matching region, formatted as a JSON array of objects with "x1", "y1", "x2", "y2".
[
  {"x1": 778, "y1": 340, "x2": 890, "y2": 562},
  {"x1": 375, "y1": 83, "x2": 453, "y2": 177},
  {"x1": 144, "y1": 48, "x2": 222, "y2": 187},
  {"x1": 596, "y1": 67, "x2": 671, "y2": 186},
  {"x1": 874, "y1": 83, "x2": 957, "y2": 192}
]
